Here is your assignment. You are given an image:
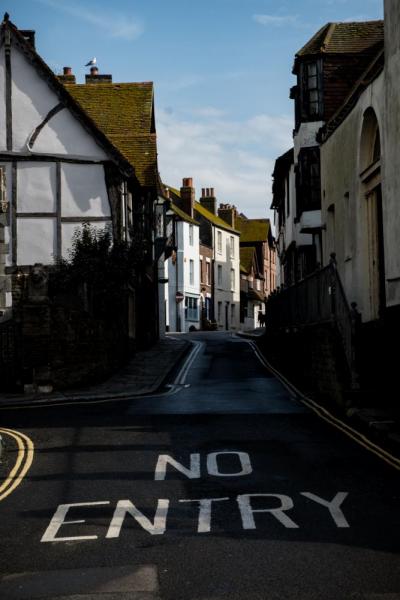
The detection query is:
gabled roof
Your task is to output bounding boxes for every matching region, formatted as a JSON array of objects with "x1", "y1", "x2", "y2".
[
  {"x1": 296, "y1": 20, "x2": 384, "y2": 58},
  {"x1": 168, "y1": 185, "x2": 240, "y2": 233},
  {"x1": 271, "y1": 148, "x2": 294, "y2": 210},
  {"x1": 65, "y1": 83, "x2": 158, "y2": 186},
  {"x1": 170, "y1": 202, "x2": 199, "y2": 225},
  {"x1": 194, "y1": 201, "x2": 240, "y2": 234},
  {"x1": 236, "y1": 216, "x2": 271, "y2": 243},
  {"x1": 0, "y1": 16, "x2": 135, "y2": 178},
  {"x1": 240, "y1": 246, "x2": 257, "y2": 274}
]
